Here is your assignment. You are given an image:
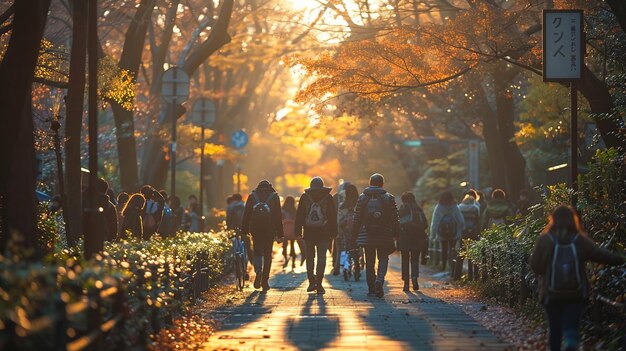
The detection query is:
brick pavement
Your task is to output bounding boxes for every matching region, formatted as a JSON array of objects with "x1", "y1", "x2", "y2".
[{"x1": 202, "y1": 249, "x2": 511, "y2": 351}]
